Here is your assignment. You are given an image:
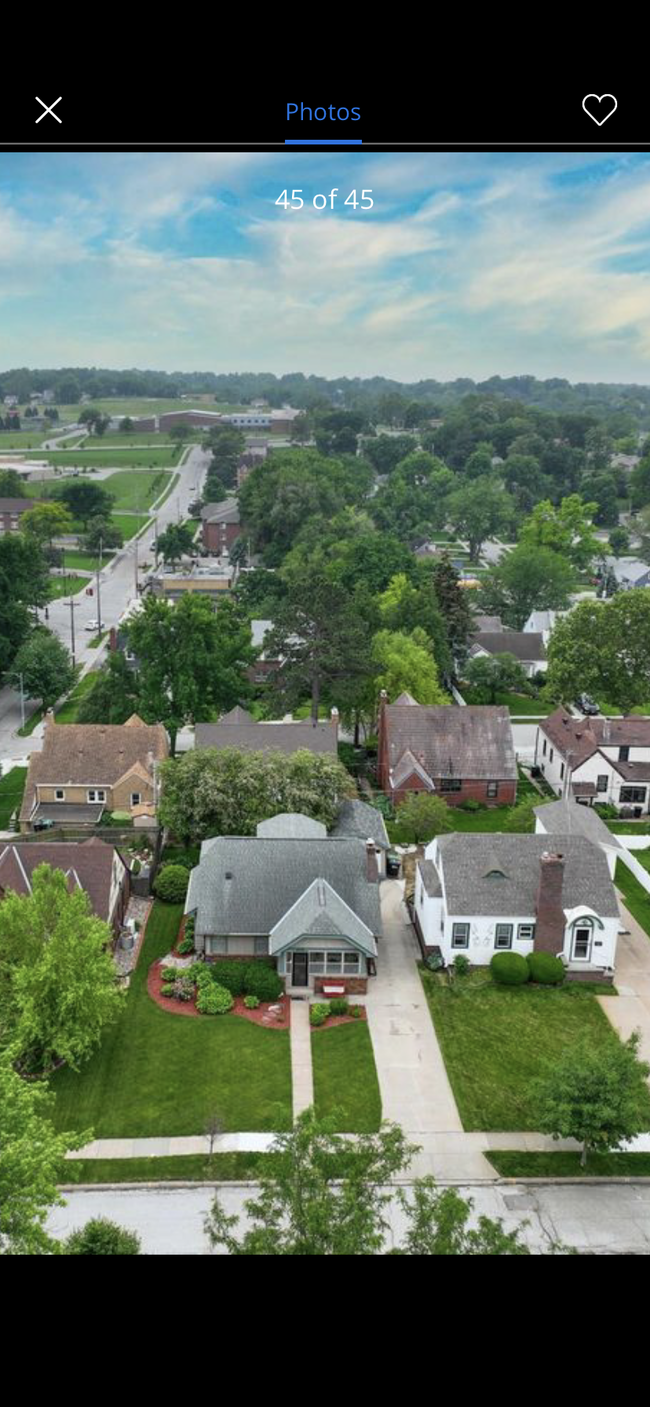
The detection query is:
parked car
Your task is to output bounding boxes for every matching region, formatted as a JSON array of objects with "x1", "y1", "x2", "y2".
[
  {"x1": 84, "y1": 618, "x2": 104, "y2": 632},
  {"x1": 33, "y1": 818, "x2": 55, "y2": 832},
  {"x1": 575, "y1": 693, "x2": 600, "y2": 716},
  {"x1": 386, "y1": 851, "x2": 401, "y2": 877}
]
